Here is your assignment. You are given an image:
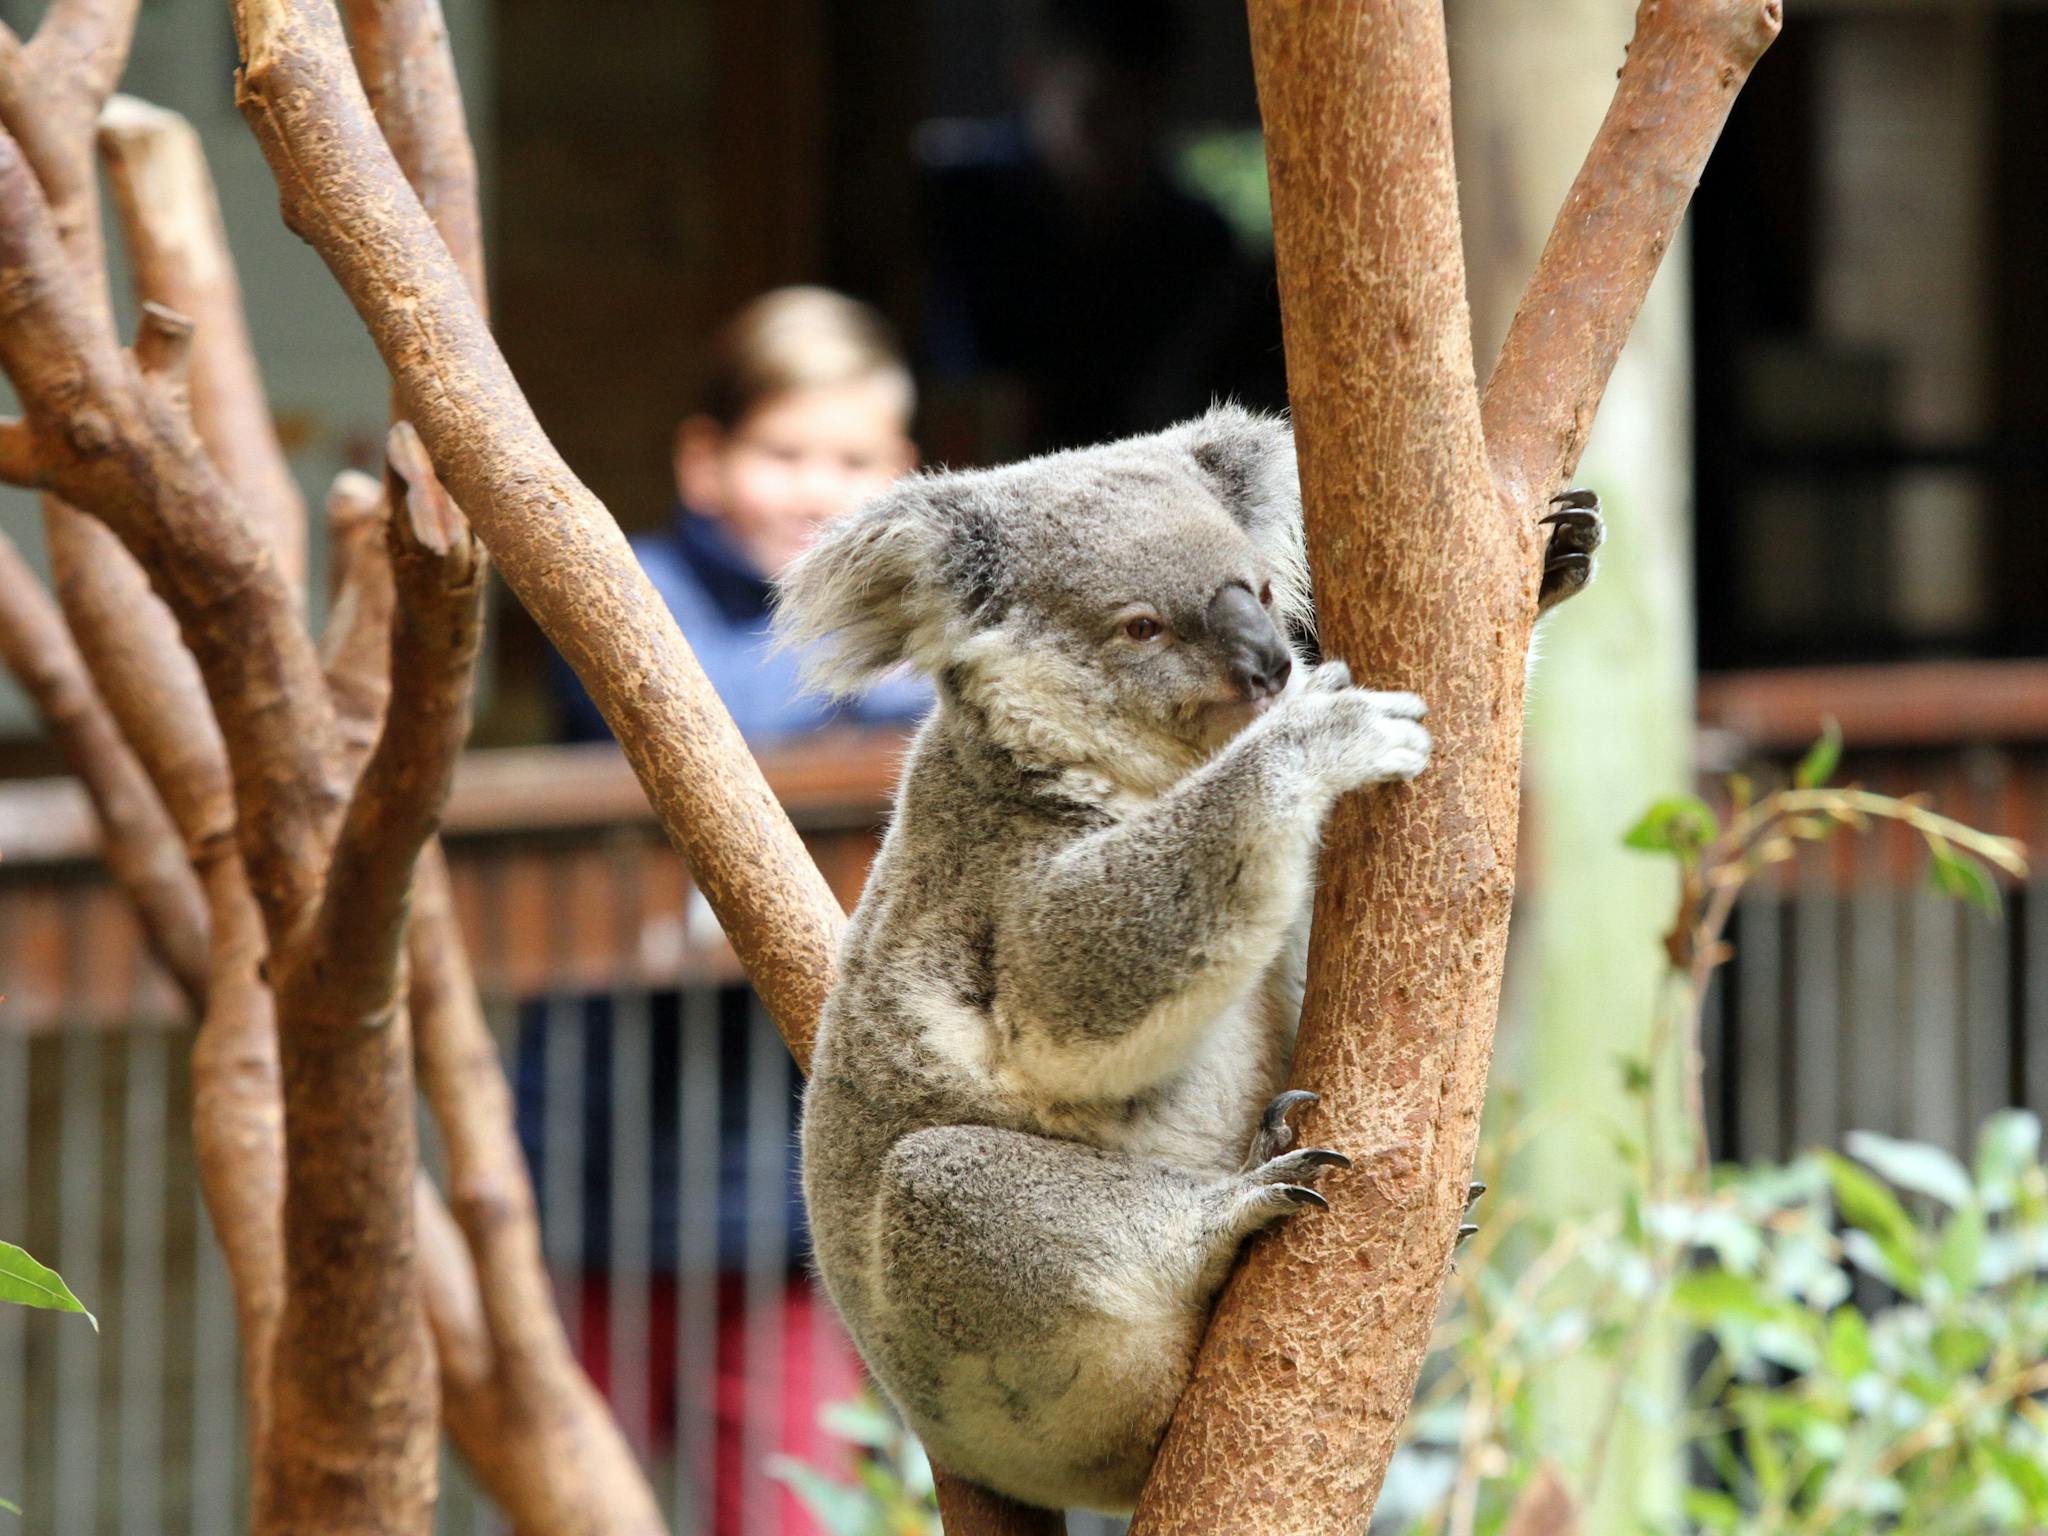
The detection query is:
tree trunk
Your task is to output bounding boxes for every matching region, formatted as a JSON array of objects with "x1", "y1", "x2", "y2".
[{"x1": 1132, "y1": 3, "x2": 1776, "y2": 1530}]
